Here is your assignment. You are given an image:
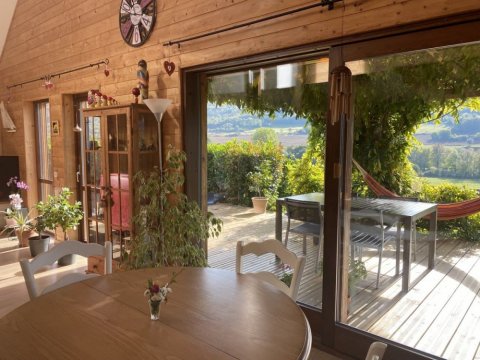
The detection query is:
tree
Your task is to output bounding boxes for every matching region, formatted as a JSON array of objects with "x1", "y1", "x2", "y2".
[
  {"x1": 251, "y1": 127, "x2": 279, "y2": 145},
  {"x1": 208, "y1": 43, "x2": 480, "y2": 192}
]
